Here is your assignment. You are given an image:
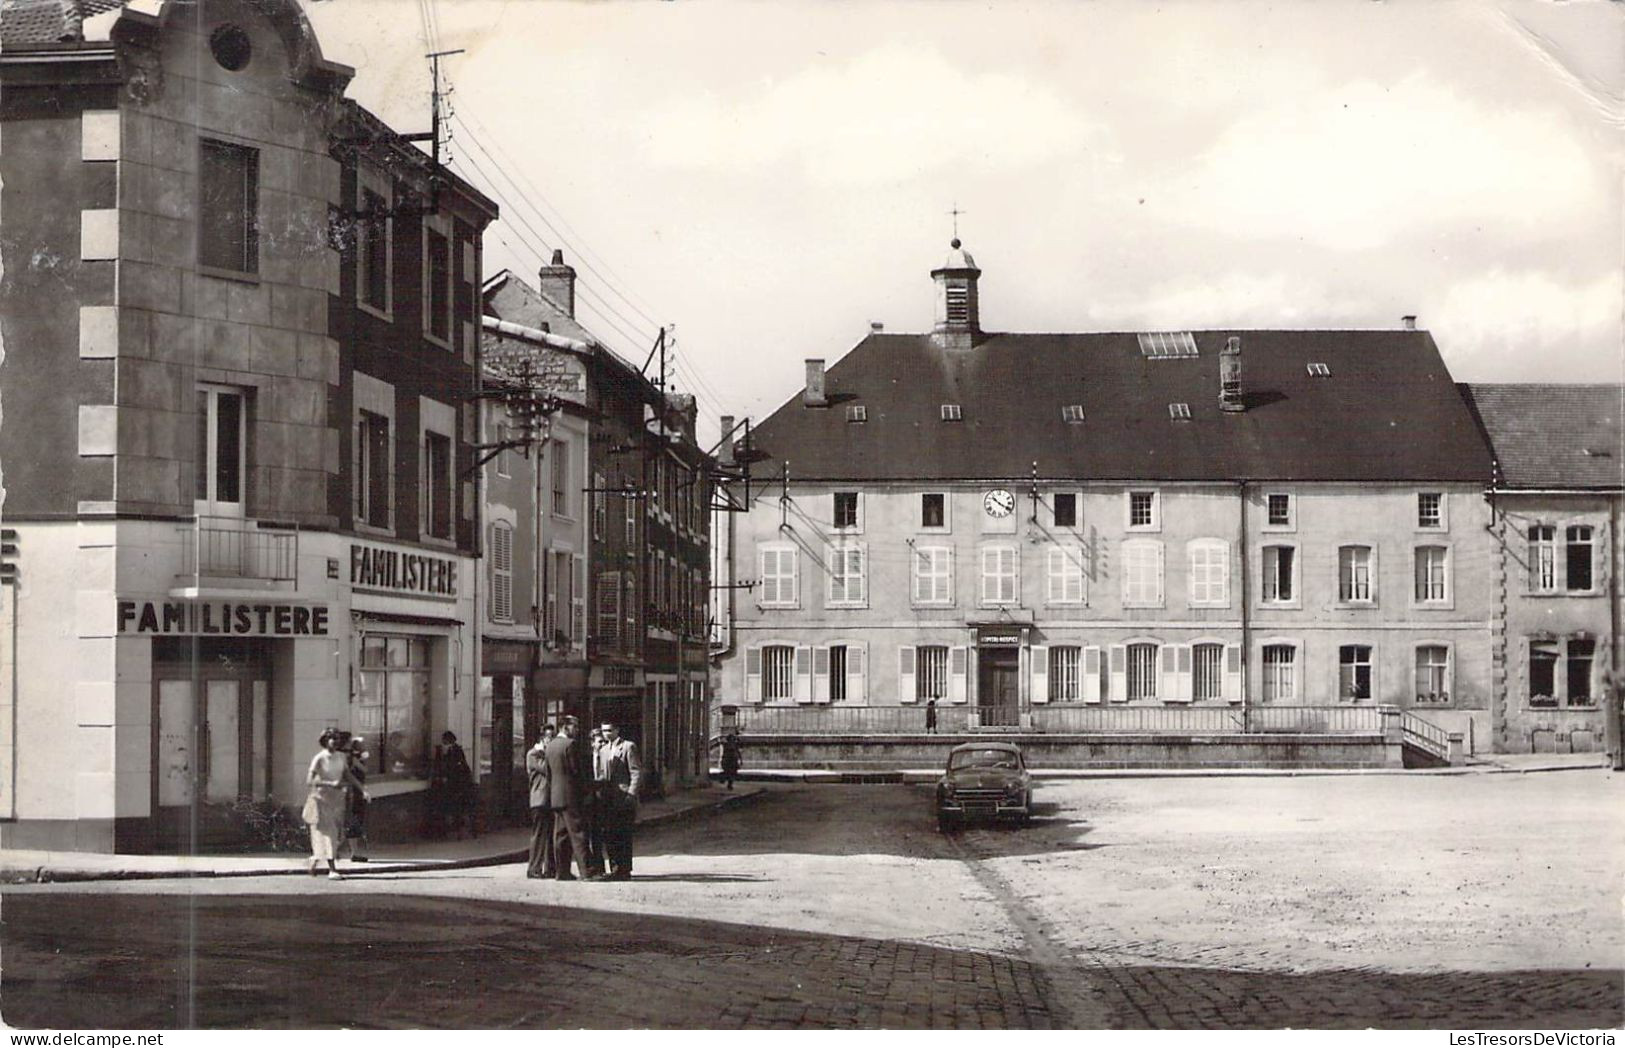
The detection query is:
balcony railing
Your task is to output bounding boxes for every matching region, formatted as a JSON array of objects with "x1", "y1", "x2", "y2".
[
  {"x1": 711, "y1": 703, "x2": 1388, "y2": 738},
  {"x1": 180, "y1": 517, "x2": 298, "y2": 582}
]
